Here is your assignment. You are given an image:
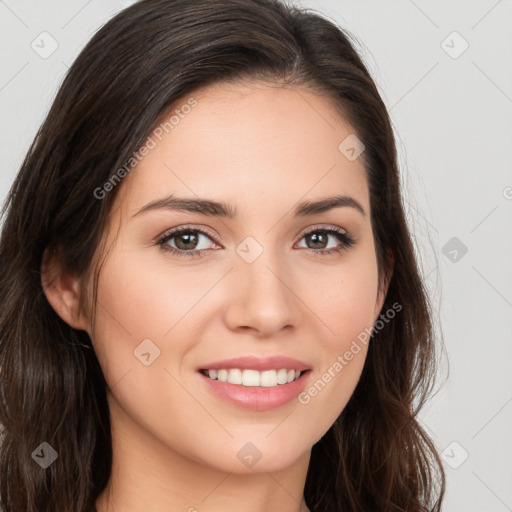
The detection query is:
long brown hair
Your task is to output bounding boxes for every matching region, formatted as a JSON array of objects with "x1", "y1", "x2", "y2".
[{"x1": 0, "y1": 0, "x2": 445, "y2": 510}]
